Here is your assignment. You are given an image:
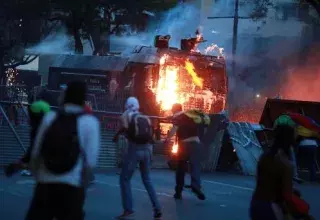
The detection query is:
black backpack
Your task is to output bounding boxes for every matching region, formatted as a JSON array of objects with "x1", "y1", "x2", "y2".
[
  {"x1": 40, "y1": 110, "x2": 85, "y2": 174},
  {"x1": 127, "y1": 113, "x2": 153, "y2": 144}
]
